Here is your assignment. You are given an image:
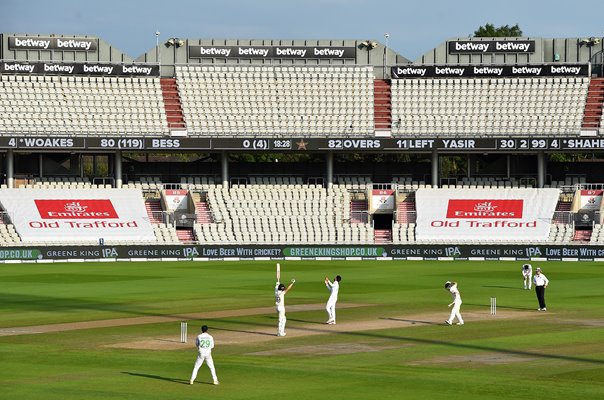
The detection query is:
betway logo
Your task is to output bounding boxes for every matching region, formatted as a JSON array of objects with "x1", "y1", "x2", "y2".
[
  {"x1": 435, "y1": 66, "x2": 465, "y2": 76},
  {"x1": 473, "y1": 66, "x2": 504, "y2": 75},
  {"x1": 198, "y1": 47, "x2": 232, "y2": 56},
  {"x1": 238, "y1": 47, "x2": 269, "y2": 57},
  {"x1": 44, "y1": 64, "x2": 75, "y2": 74},
  {"x1": 13, "y1": 37, "x2": 51, "y2": 49},
  {"x1": 122, "y1": 65, "x2": 153, "y2": 75},
  {"x1": 446, "y1": 199, "x2": 523, "y2": 219},
  {"x1": 395, "y1": 67, "x2": 427, "y2": 76},
  {"x1": 35, "y1": 199, "x2": 119, "y2": 219},
  {"x1": 2, "y1": 63, "x2": 35, "y2": 73},
  {"x1": 276, "y1": 48, "x2": 307, "y2": 57},
  {"x1": 495, "y1": 42, "x2": 531, "y2": 52},
  {"x1": 512, "y1": 66, "x2": 542, "y2": 75},
  {"x1": 455, "y1": 42, "x2": 490, "y2": 52},
  {"x1": 314, "y1": 48, "x2": 345, "y2": 57},
  {"x1": 83, "y1": 65, "x2": 114, "y2": 74},
  {"x1": 56, "y1": 38, "x2": 94, "y2": 50},
  {"x1": 550, "y1": 66, "x2": 583, "y2": 75}
]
